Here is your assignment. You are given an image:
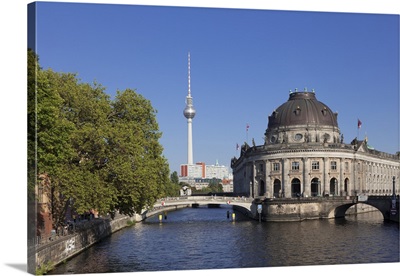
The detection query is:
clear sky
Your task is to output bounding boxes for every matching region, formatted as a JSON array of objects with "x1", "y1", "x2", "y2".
[{"x1": 31, "y1": 1, "x2": 399, "y2": 175}]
